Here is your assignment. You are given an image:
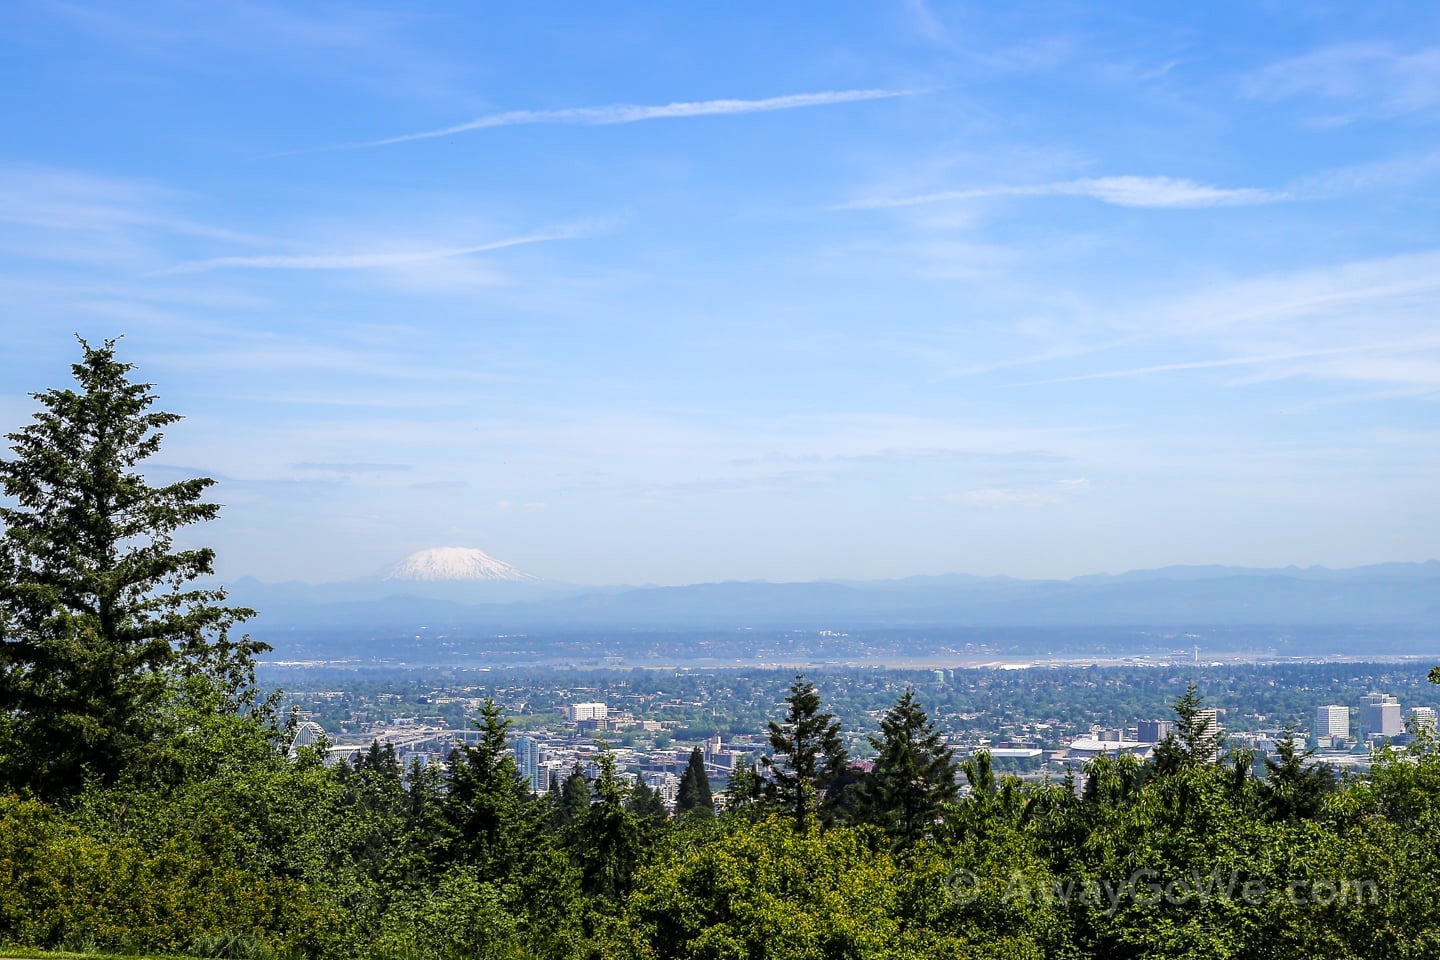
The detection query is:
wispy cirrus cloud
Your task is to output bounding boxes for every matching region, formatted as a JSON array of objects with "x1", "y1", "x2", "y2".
[
  {"x1": 292, "y1": 462, "x2": 412, "y2": 473},
  {"x1": 1288, "y1": 149, "x2": 1440, "y2": 197},
  {"x1": 1019, "y1": 338, "x2": 1440, "y2": 386},
  {"x1": 729, "y1": 446, "x2": 1068, "y2": 466},
  {"x1": 994, "y1": 250, "x2": 1440, "y2": 399},
  {"x1": 946, "y1": 478, "x2": 1090, "y2": 509},
  {"x1": 155, "y1": 228, "x2": 583, "y2": 274},
  {"x1": 45, "y1": 1, "x2": 474, "y2": 105},
  {"x1": 0, "y1": 165, "x2": 274, "y2": 248},
  {"x1": 1247, "y1": 43, "x2": 1440, "y2": 120},
  {"x1": 843, "y1": 149, "x2": 1440, "y2": 219},
  {"x1": 322, "y1": 88, "x2": 917, "y2": 151},
  {"x1": 845, "y1": 175, "x2": 1282, "y2": 210}
]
